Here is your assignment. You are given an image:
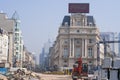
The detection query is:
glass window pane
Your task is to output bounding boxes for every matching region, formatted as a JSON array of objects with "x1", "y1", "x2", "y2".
[
  {"x1": 75, "y1": 47, "x2": 81, "y2": 58},
  {"x1": 63, "y1": 47, "x2": 68, "y2": 57}
]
